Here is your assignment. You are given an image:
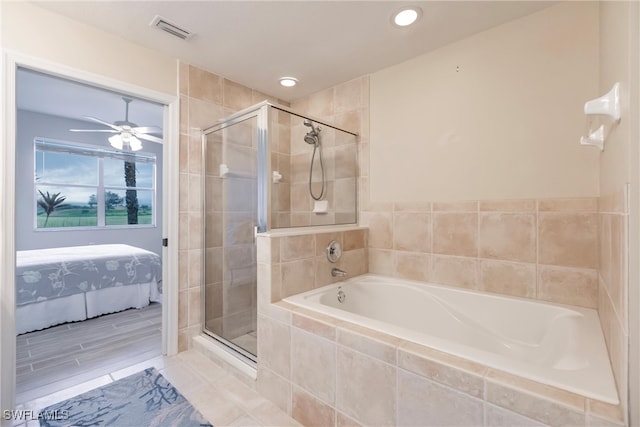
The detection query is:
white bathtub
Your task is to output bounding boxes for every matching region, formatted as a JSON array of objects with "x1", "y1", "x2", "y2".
[{"x1": 284, "y1": 274, "x2": 619, "y2": 405}]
